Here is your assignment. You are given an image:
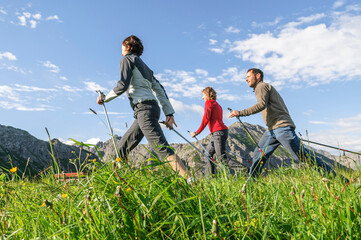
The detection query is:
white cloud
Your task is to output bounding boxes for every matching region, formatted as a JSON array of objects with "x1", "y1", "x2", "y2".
[
  {"x1": 209, "y1": 47, "x2": 224, "y2": 54},
  {"x1": 197, "y1": 23, "x2": 206, "y2": 29},
  {"x1": 32, "y1": 13, "x2": 41, "y2": 20},
  {"x1": 252, "y1": 17, "x2": 283, "y2": 28},
  {"x1": 195, "y1": 69, "x2": 208, "y2": 76},
  {"x1": 302, "y1": 109, "x2": 314, "y2": 116},
  {"x1": 218, "y1": 67, "x2": 244, "y2": 83},
  {"x1": 308, "y1": 113, "x2": 361, "y2": 152},
  {"x1": 113, "y1": 128, "x2": 126, "y2": 134},
  {"x1": 285, "y1": 13, "x2": 326, "y2": 28},
  {"x1": 0, "y1": 101, "x2": 53, "y2": 111},
  {"x1": 0, "y1": 51, "x2": 17, "y2": 60},
  {"x1": 229, "y1": 10, "x2": 361, "y2": 87},
  {"x1": 17, "y1": 15, "x2": 27, "y2": 26},
  {"x1": 333, "y1": 0, "x2": 346, "y2": 9},
  {"x1": 15, "y1": 11, "x2": 56, "y2": 28},
  {"x1": 43, "y1": 60, "x2": 60, "y2": 73},
  {"x1": 0, "y1": 83, "x2": 83, "y2": 111},
  {"x1": 156, "y1": 70, "x2": 205, "y2": 98},
  {"x1": 209, "y1": 39, "x2": 217, "y2": 45},
  {"x1": 310, "y1": 114, "x2": 361, "y2": 132},
  {"x1": 46, "y1": 15, "x2": 62, "y2": 22},
  {"x1": 1, "y1": 65, "x2": 27, "y2": 74},
  {"x1": 155, "y1": 66, "x2": 248, "y2": 100},
  {"x1": 29, "y1": 19, "x2": 37, "y2": 28},
  {"x1": 225, "y1": 26, "x2": 240, "y2": 34},
  {"x1": 14, "y1": 84, "x2": 58, "y2": 92},
  {"x1": 59, "y1": 85, "x2": 83, "y2": 93},
  {"x1": 217, "y1": 93, "x2": 241, "y2": 101},
  {"x1": 23, "y1": 12, "x2": 31, "y2": 18},
  {"x1": 60, "y1": 76, "x2": 68, "y2": 81},
  {"x1": 0, "y1": 7, "x2": 7, "y2": 15},
  {"x1": 58, "y1": 138, "x2": 75, "y2": 145},
  {"x1": 83, "y1": 81, "x2": 107, "y2": 92},
  {"x1": 169, "y1": 98, "x2": 203, "y2": 116},
  {"x1": 85, "y1": 137, "x2": 101, "y2": 145}
]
